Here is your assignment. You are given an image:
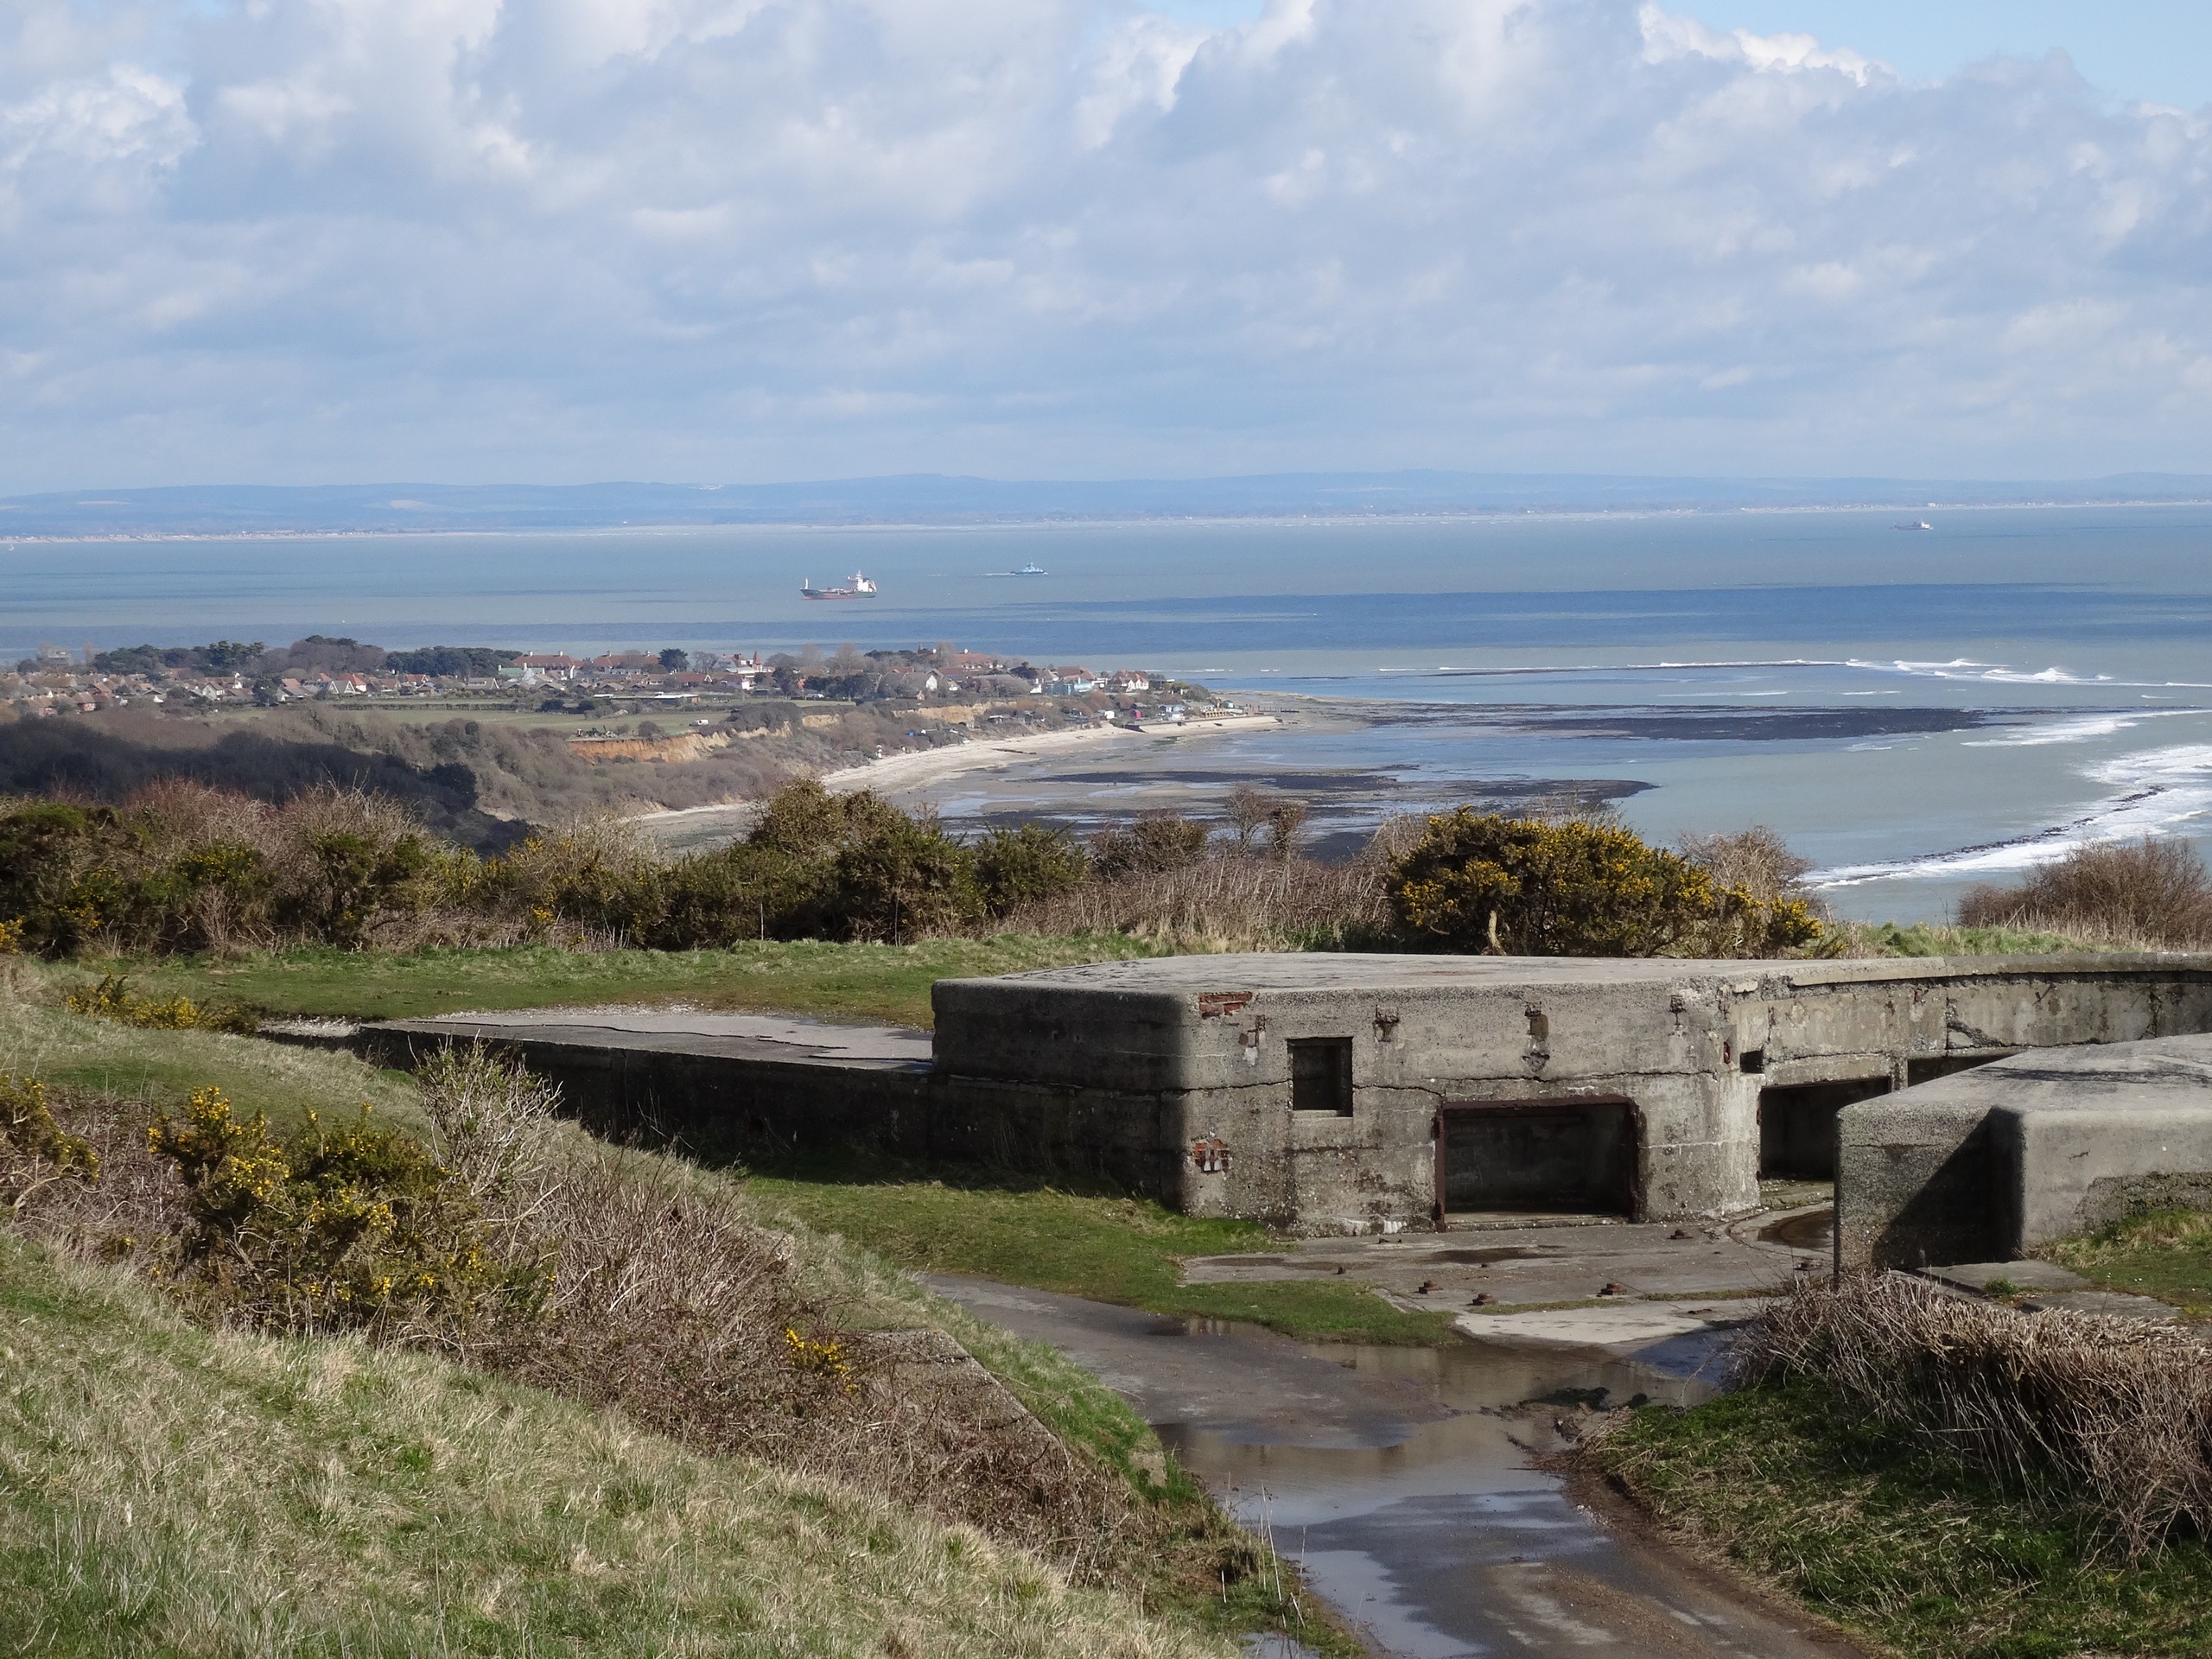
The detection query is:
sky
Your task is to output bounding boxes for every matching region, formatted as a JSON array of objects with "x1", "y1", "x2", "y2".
[{"x1": 3, "y1": 0, "x2": 2211, "y2": 489}]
